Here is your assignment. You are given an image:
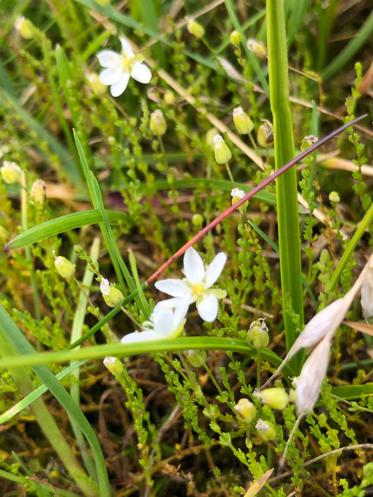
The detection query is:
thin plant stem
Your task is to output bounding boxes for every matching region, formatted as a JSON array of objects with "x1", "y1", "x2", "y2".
[
  {"x1": 225, "y1": 162, "x2": 235, "y2": 182},
  {"x1": 256, "y1": 350, "x2": 261, "y2": 388},
  {"x1": 20, "y1": 172, "x2": 41, "y2": 320}
]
